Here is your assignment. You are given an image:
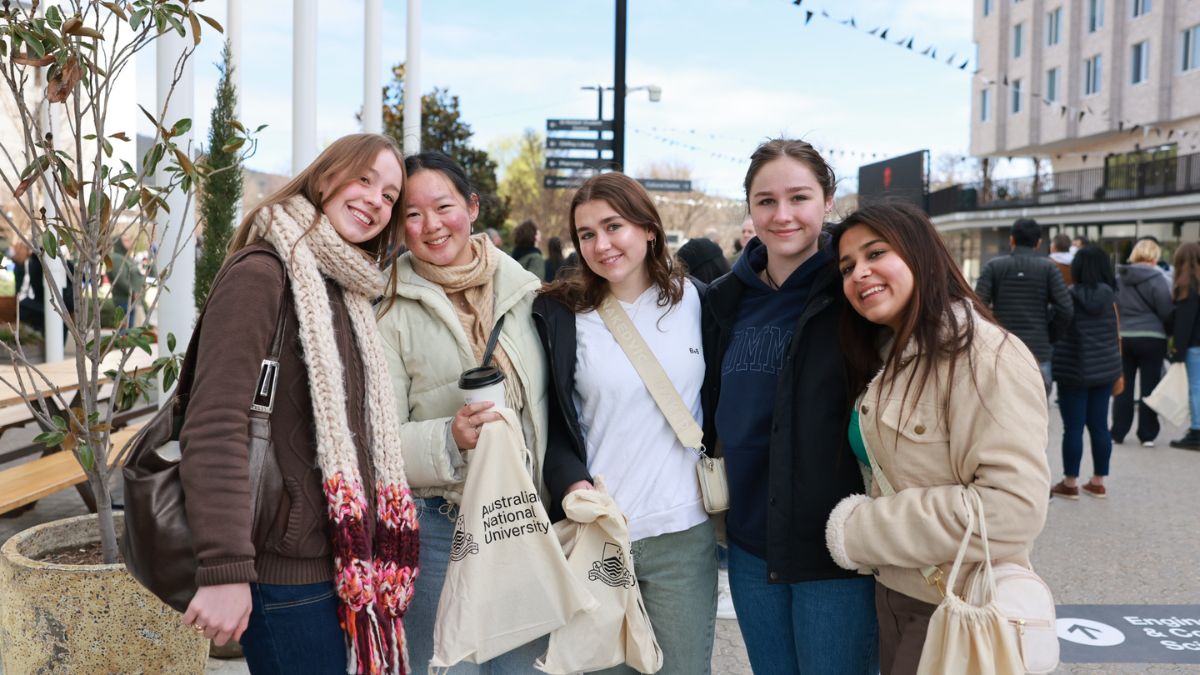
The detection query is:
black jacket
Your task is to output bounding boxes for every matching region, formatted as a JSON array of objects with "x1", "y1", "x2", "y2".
[
  {"x1": 1171, "y1": 284, "x2": 1200, "y2": 362},
  {"x1": 1051, "y1": 284, "x2": 1122, "y2": 388},
  {"x1": 701, "y1": 260, "x2": 863, "y2": 584},
  {"x1": 975, "y1": 246, "x2": 1072, "y2": 362},
  {"x1": 532, "y1": 280, "x2": 718, "y2": 524}
]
